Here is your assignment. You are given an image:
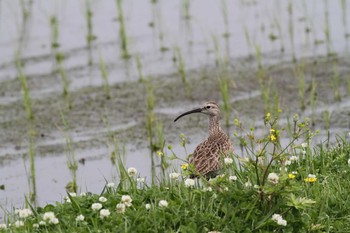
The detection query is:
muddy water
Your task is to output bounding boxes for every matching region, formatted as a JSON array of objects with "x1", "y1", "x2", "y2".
[{"x1": 1, "y1": 0, "x2": 350, "y2": 218}]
